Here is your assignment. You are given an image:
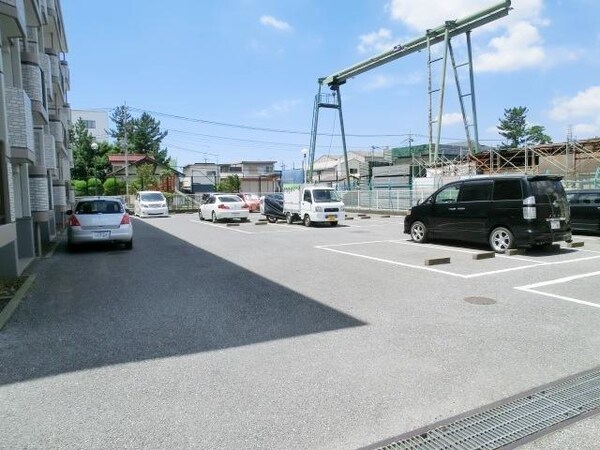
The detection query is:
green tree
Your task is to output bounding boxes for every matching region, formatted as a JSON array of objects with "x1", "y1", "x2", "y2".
[
  {"x1": 129, "y1": 112, "x2": 170, "y2": 165},
  {"x1": 216, "y1": 175, "x2": 240, "y2": 192},
  {"x1": 132, "y1": 163, "x2": 158, "y2": 192},
  {"x1": 109, "y1": 106, "x2": 170, "y2": 165},
  {"x1": 72, "y1": 179, "x2": 88, "y2": 196},
  {"x1": 70, "y1": 119, "x2": 96, "y2": 180},
  {"x1": 70, "y1": 119, "x2": 117, "y2": 183},
  {"x1": 108, "y1": 105, "x2": 133, "y2": 144},
  {"x1": 497, "y1": 106, "x2": 529, "y2": 149},
  {"x1": 526, "y1": 125, "x2": 552, "y2": 145},
  {"x1": 103, "y1": 178, "x2": 126, "y2": 195}
]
